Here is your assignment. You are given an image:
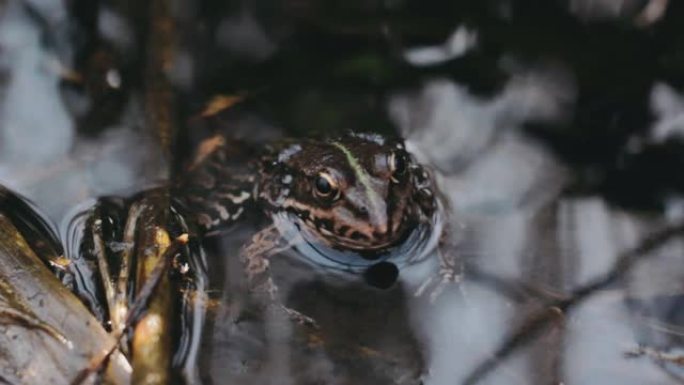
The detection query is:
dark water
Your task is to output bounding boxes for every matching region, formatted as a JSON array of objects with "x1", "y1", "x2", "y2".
[{"x1": 2, "y1": 0, "x2": 684, "y2": 384}]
